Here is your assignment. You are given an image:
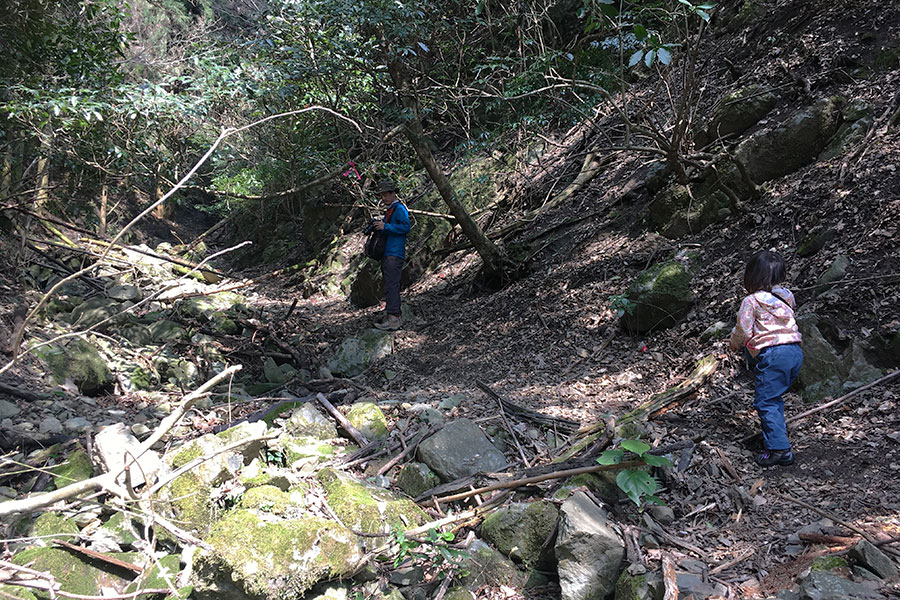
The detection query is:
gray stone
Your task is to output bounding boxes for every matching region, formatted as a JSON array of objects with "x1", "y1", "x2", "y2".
[
  {"x1": 416, "y1": 407, "x2": 445, "y2": 427},
  {"x1": 647, "y1": 570, "x2": 717, "y2": 600},
  {"x1": 416, "y1": 419, "x2": 508, "y2": 482},
  {"x1": 799, "y1": 570, "x2": 884, "y2": 600},
  {"x1": 69, "y1": 297, "x2": 130, "y2": 330},
  {"x1": 734, "y1": 97, "x2": 842, "y2": 184},
  {"x1": 107, "y1": 285, "x2": 142, "y2": 301},
  {"x1": 148, "y1": 320, "x2": 188, "y2": 342},
  {"x1": 647, "y1": 504, "x2": 675, "y2": 525},
  {"x1": 439, "y1": 393, "x2": 467, "y2": 410},
  {"x1": 389, "y1": 566, "x2": 424, "y2": 587},
  {"x1": 39, "y1": 417, "x2": 63, "y2": 434},
  {"x1": 318, "y1": 366, "x2": 333, "y2": 380},
  {"x1": 697, "y1": 85, "x2": 777, "y2": 146},
  {"x1": 95, "y1": 423, "x2": 162, "y2": 487},
  {"x1": 820, "y1": 106, "x2": 873, "y2": 161},
  {"x1": 556, "y1": 491, "x2": 624, "y2": 600},
  {"x1": 263, "y1": 357, "x2": 288, "y2": 384},
  {"x1": 396, "y1": 462, "x2": 440, "y2": 498},
  {"x1": 64, "y1": 417, "x2": 92, "y2": 433},
  {"x1": 0, "y1": 399, "x2": 21, "y2": 419},
  {"x1": 620, "y1": 261, "x2": 694, "y2": 334},
  {"x1": 843, "y1": 341, "x2": 882, "y2": 389},
  {"x1": 349, "y1": 262, "x2": 383, "y2": 309},
  {"x1": 457, "y1": 540, "x2": 524, "y2": 591},
  {"x1": 814, "y1": 255, "x2": 850, "y2": 296},
  {"x1": 284, "y1": 403, "x2": 338, "y2": 440},
  {"x1": 700, "y1": 321, "x2": 730, "y2": 341},
  {"x1": 326, "y1": 329, "x2": 393, "y2": 377},
  {"x1": 797, "y1": 316, "x2": 846, "y2": 401},
  {"x1": 481, "y1": 501, "x2": 559, "y2": 569},
  {"x1": 848, "y1": 540, "x2": 899, "y2": 580}
]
